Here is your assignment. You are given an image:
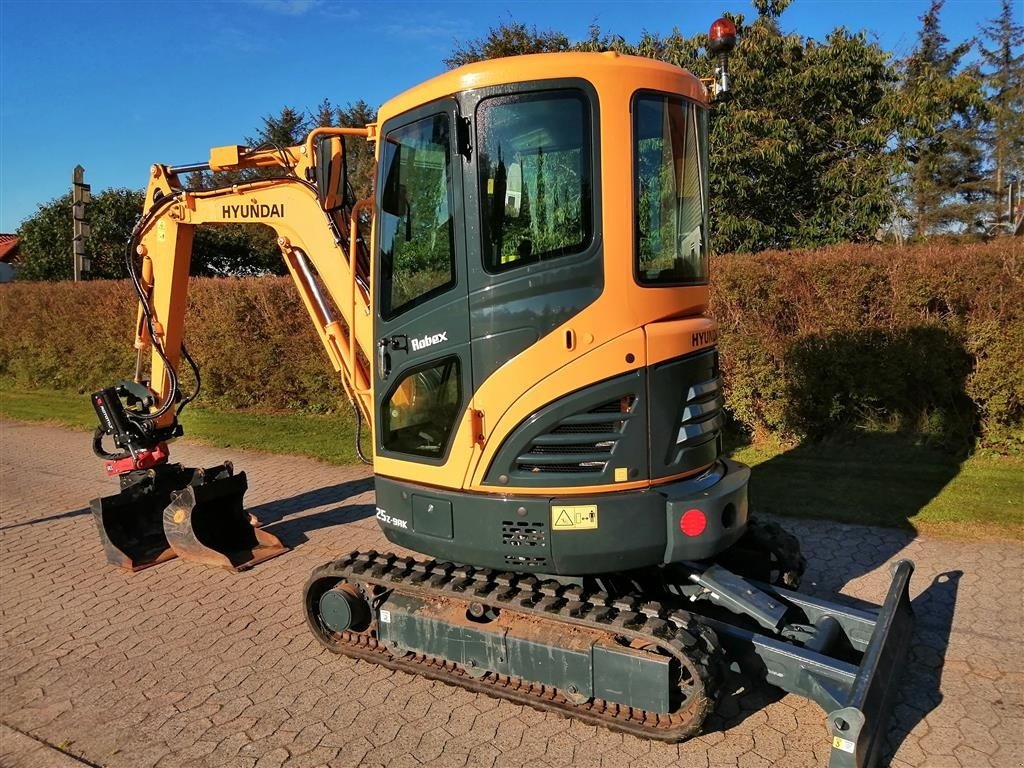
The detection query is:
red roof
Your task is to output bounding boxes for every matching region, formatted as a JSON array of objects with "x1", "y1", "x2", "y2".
[{"x1": 0, "y1": 234, "x2": 19, "y2": 263}]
